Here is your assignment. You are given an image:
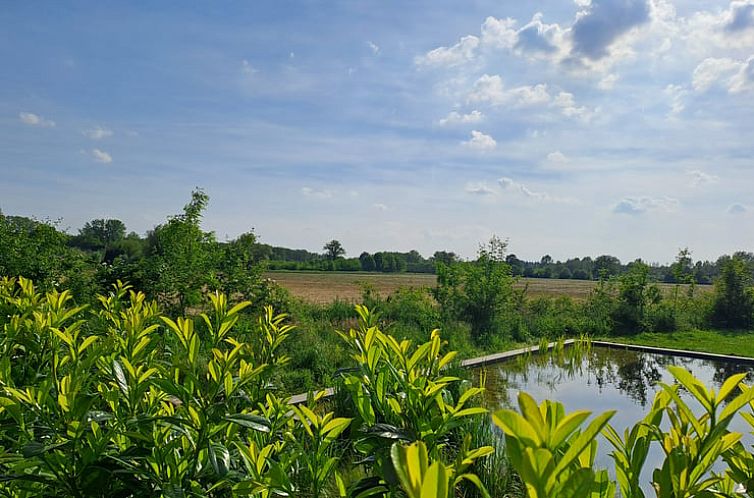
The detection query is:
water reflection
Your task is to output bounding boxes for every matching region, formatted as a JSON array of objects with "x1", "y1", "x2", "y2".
[
  {"x1": 477, "y1": 344, "x2": 754, "y2": 411},
  {"x1": 474, "y1": 344, "x2": 754, "y2": 494}
]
